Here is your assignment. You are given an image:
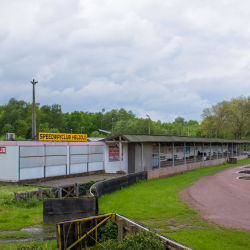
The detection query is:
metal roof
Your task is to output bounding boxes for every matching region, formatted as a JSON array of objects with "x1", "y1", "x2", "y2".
[{"x1": 105, "y1": 134, "x2": 250, "y2": 144}]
